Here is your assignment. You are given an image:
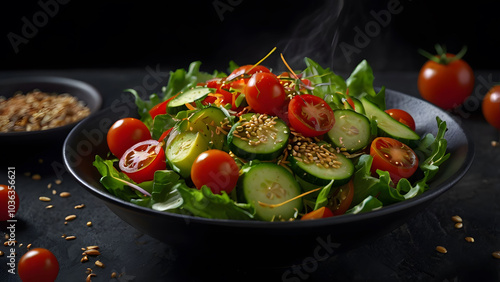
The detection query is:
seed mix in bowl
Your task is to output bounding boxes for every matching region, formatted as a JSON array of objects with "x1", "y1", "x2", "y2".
[{"x1": 0, "y1": 89, "x2": 91, "y2": 132}]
